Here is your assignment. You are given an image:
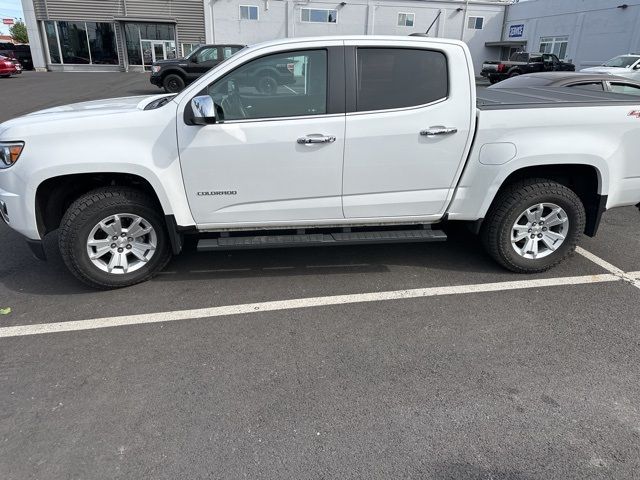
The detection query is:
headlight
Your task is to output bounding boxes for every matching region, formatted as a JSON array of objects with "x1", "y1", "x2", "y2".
[
  {"x1": 0, "y1": 142, "x2": 24, "y2": 168},
  {"x1": 151, "y1": 66, "x2": 161, "y2": 74}
]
